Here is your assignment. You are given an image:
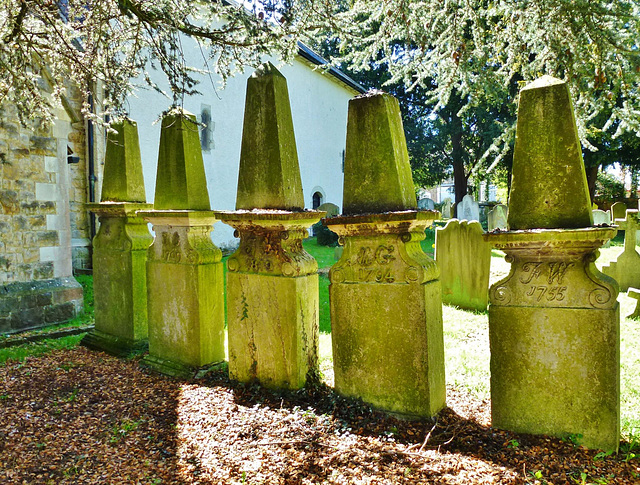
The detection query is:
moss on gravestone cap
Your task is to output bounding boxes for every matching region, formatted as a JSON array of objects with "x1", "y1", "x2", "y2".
[
  {"x1": 342, "y1": 92, "x2": 417, "y2": 215},
  {"x1": 235, "y1": 62, "x2": 304, "y2": 210},
  {"x1": 153, "y1": 108, "x2": 210, "y2": 210},
  {"x1": 508, "y1": 76, "x2": 592, "y2": 230},
  {"x1": 100, "y1": 118, "x2": 146, "y2": 203}
]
